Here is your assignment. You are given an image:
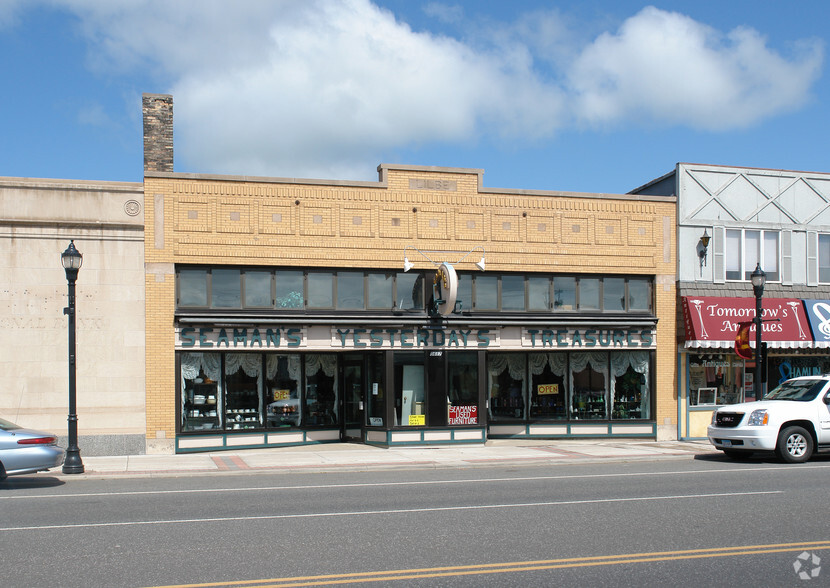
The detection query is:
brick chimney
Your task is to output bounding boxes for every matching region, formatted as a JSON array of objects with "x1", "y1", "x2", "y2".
[{"x1": 142, "y1": 93, "x2": 173, "y2": 173}]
